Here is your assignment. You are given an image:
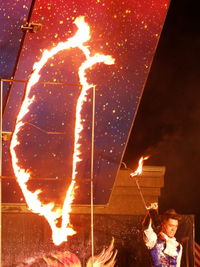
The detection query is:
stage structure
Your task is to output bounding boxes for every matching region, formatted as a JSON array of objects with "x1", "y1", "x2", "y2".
[
  {"x1": 1, "y1": 166, "x2": 195, "y2": 266},
  {"x1": 0, "y1": 0, "x2": 178, "y2": 266}
]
